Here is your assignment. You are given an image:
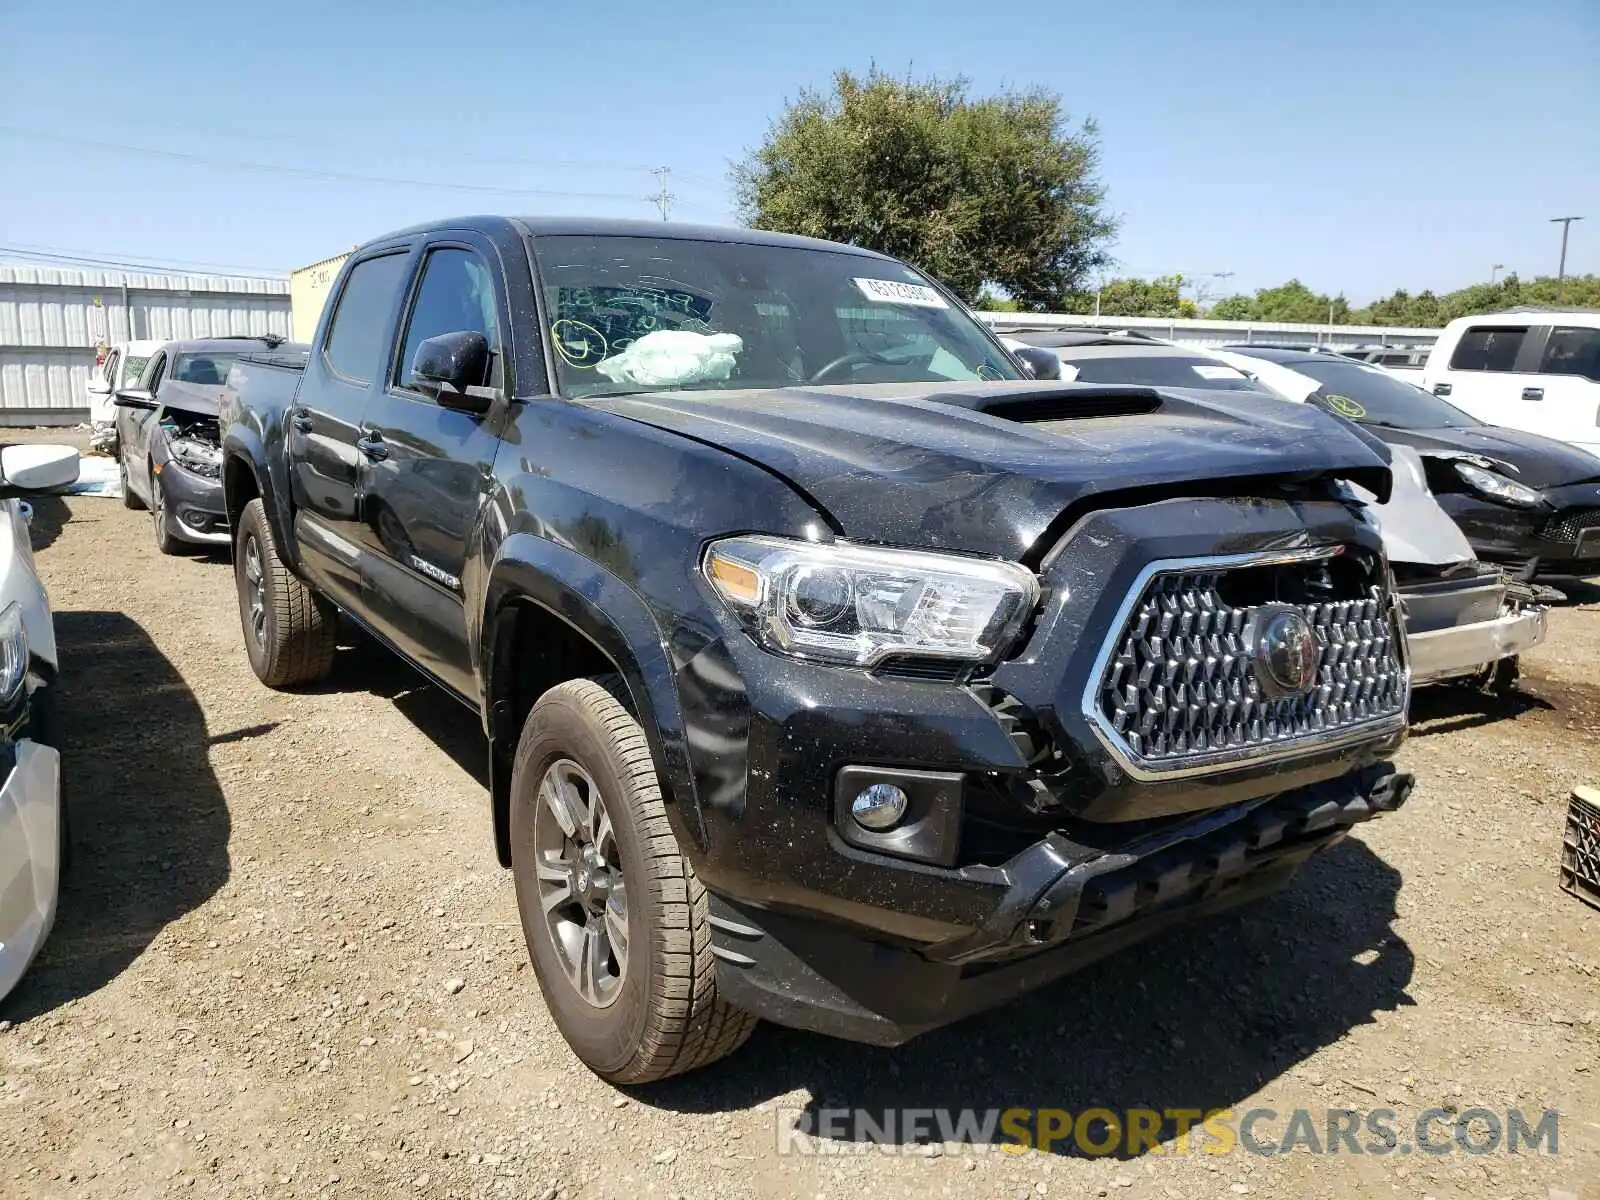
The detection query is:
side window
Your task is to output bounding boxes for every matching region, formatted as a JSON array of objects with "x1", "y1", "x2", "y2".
[
  {"x1": 396, "y1": 248, "x2": 501, "y2": 391},
  {"x1": 100, "y1": 351, "x2": 119, "y2": 387},
  {"x1": 1539, "y1": 326, "x2": 1600, "y2": 380},
  {"x1": 324, "y1": 252, "x2": 410, "y2": 383},
  {"x1": 1448, "y1": 326, "x2": 1528, "y2": 372},
  {"x1": 146, "y1": 354, "x2": 167, "y2": 391}
]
